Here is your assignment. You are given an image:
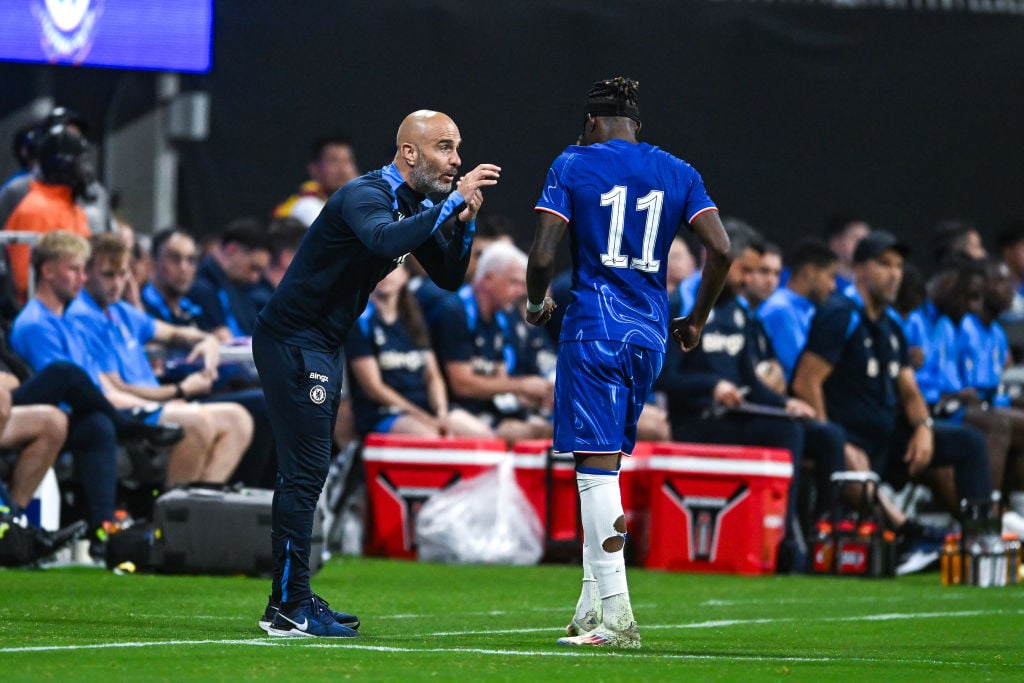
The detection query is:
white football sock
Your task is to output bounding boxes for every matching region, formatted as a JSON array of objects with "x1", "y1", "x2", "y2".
[
  {"x1": 577, "y1": 468, "x2": 634, "y2": 630},
  {"x1": 573, "y1": 545, "x2": 600, "y2": 624}
]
